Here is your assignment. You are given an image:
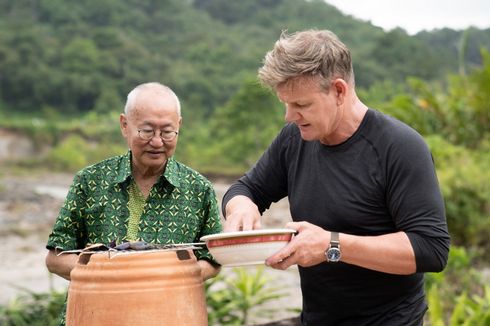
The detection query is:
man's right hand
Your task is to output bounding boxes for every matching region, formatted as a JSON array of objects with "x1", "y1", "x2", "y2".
[{"x1": 224, "y1": 195, "x2": 262, "y2": 231}]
